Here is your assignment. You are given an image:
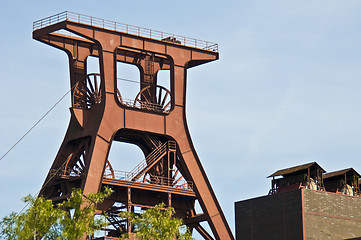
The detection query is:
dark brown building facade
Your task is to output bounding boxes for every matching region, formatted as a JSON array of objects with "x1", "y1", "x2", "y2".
[{"x1": 235, "y1": 187, "x2": 361, "y2": 240}]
